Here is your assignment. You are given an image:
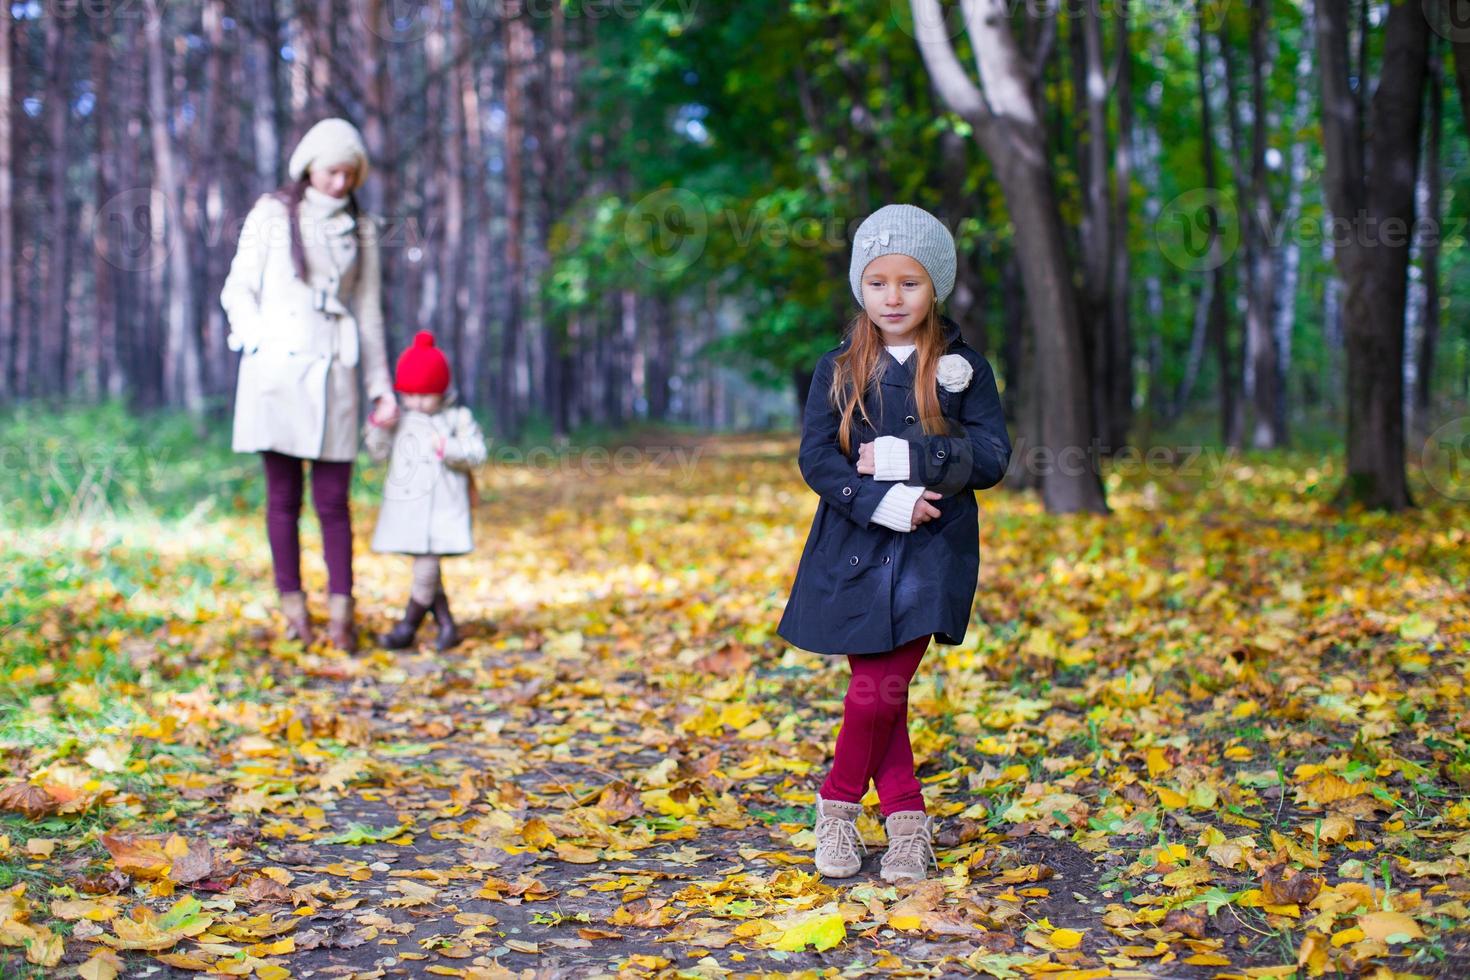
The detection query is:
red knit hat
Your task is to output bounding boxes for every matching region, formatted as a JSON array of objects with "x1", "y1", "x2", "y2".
[{"x1": 394, "y1": 331, "x2": 451, "y2": 394}]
